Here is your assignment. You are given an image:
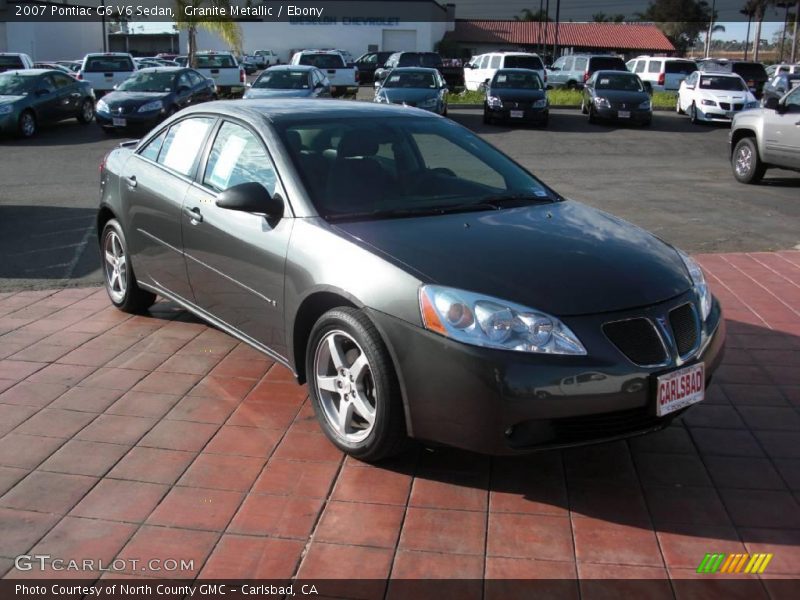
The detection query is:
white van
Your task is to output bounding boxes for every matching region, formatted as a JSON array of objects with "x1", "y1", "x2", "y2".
[
  {"x1": 627, "y1": 56, "x2": 697, "y2": 92},
  {"x1": 464, "y1": 52, "x2": 546, "y2": 91}
]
